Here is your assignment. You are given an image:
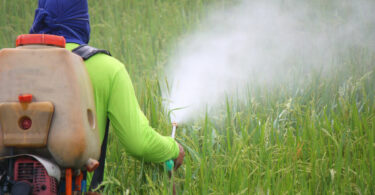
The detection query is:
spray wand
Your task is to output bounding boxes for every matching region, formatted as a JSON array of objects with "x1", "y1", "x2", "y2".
[
  {"x1": 165, "y1": 122, "x2": 177, "y2": 171},
  {"x1": 164, "y1": 122, "x2": 178, "y2": 194}
]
